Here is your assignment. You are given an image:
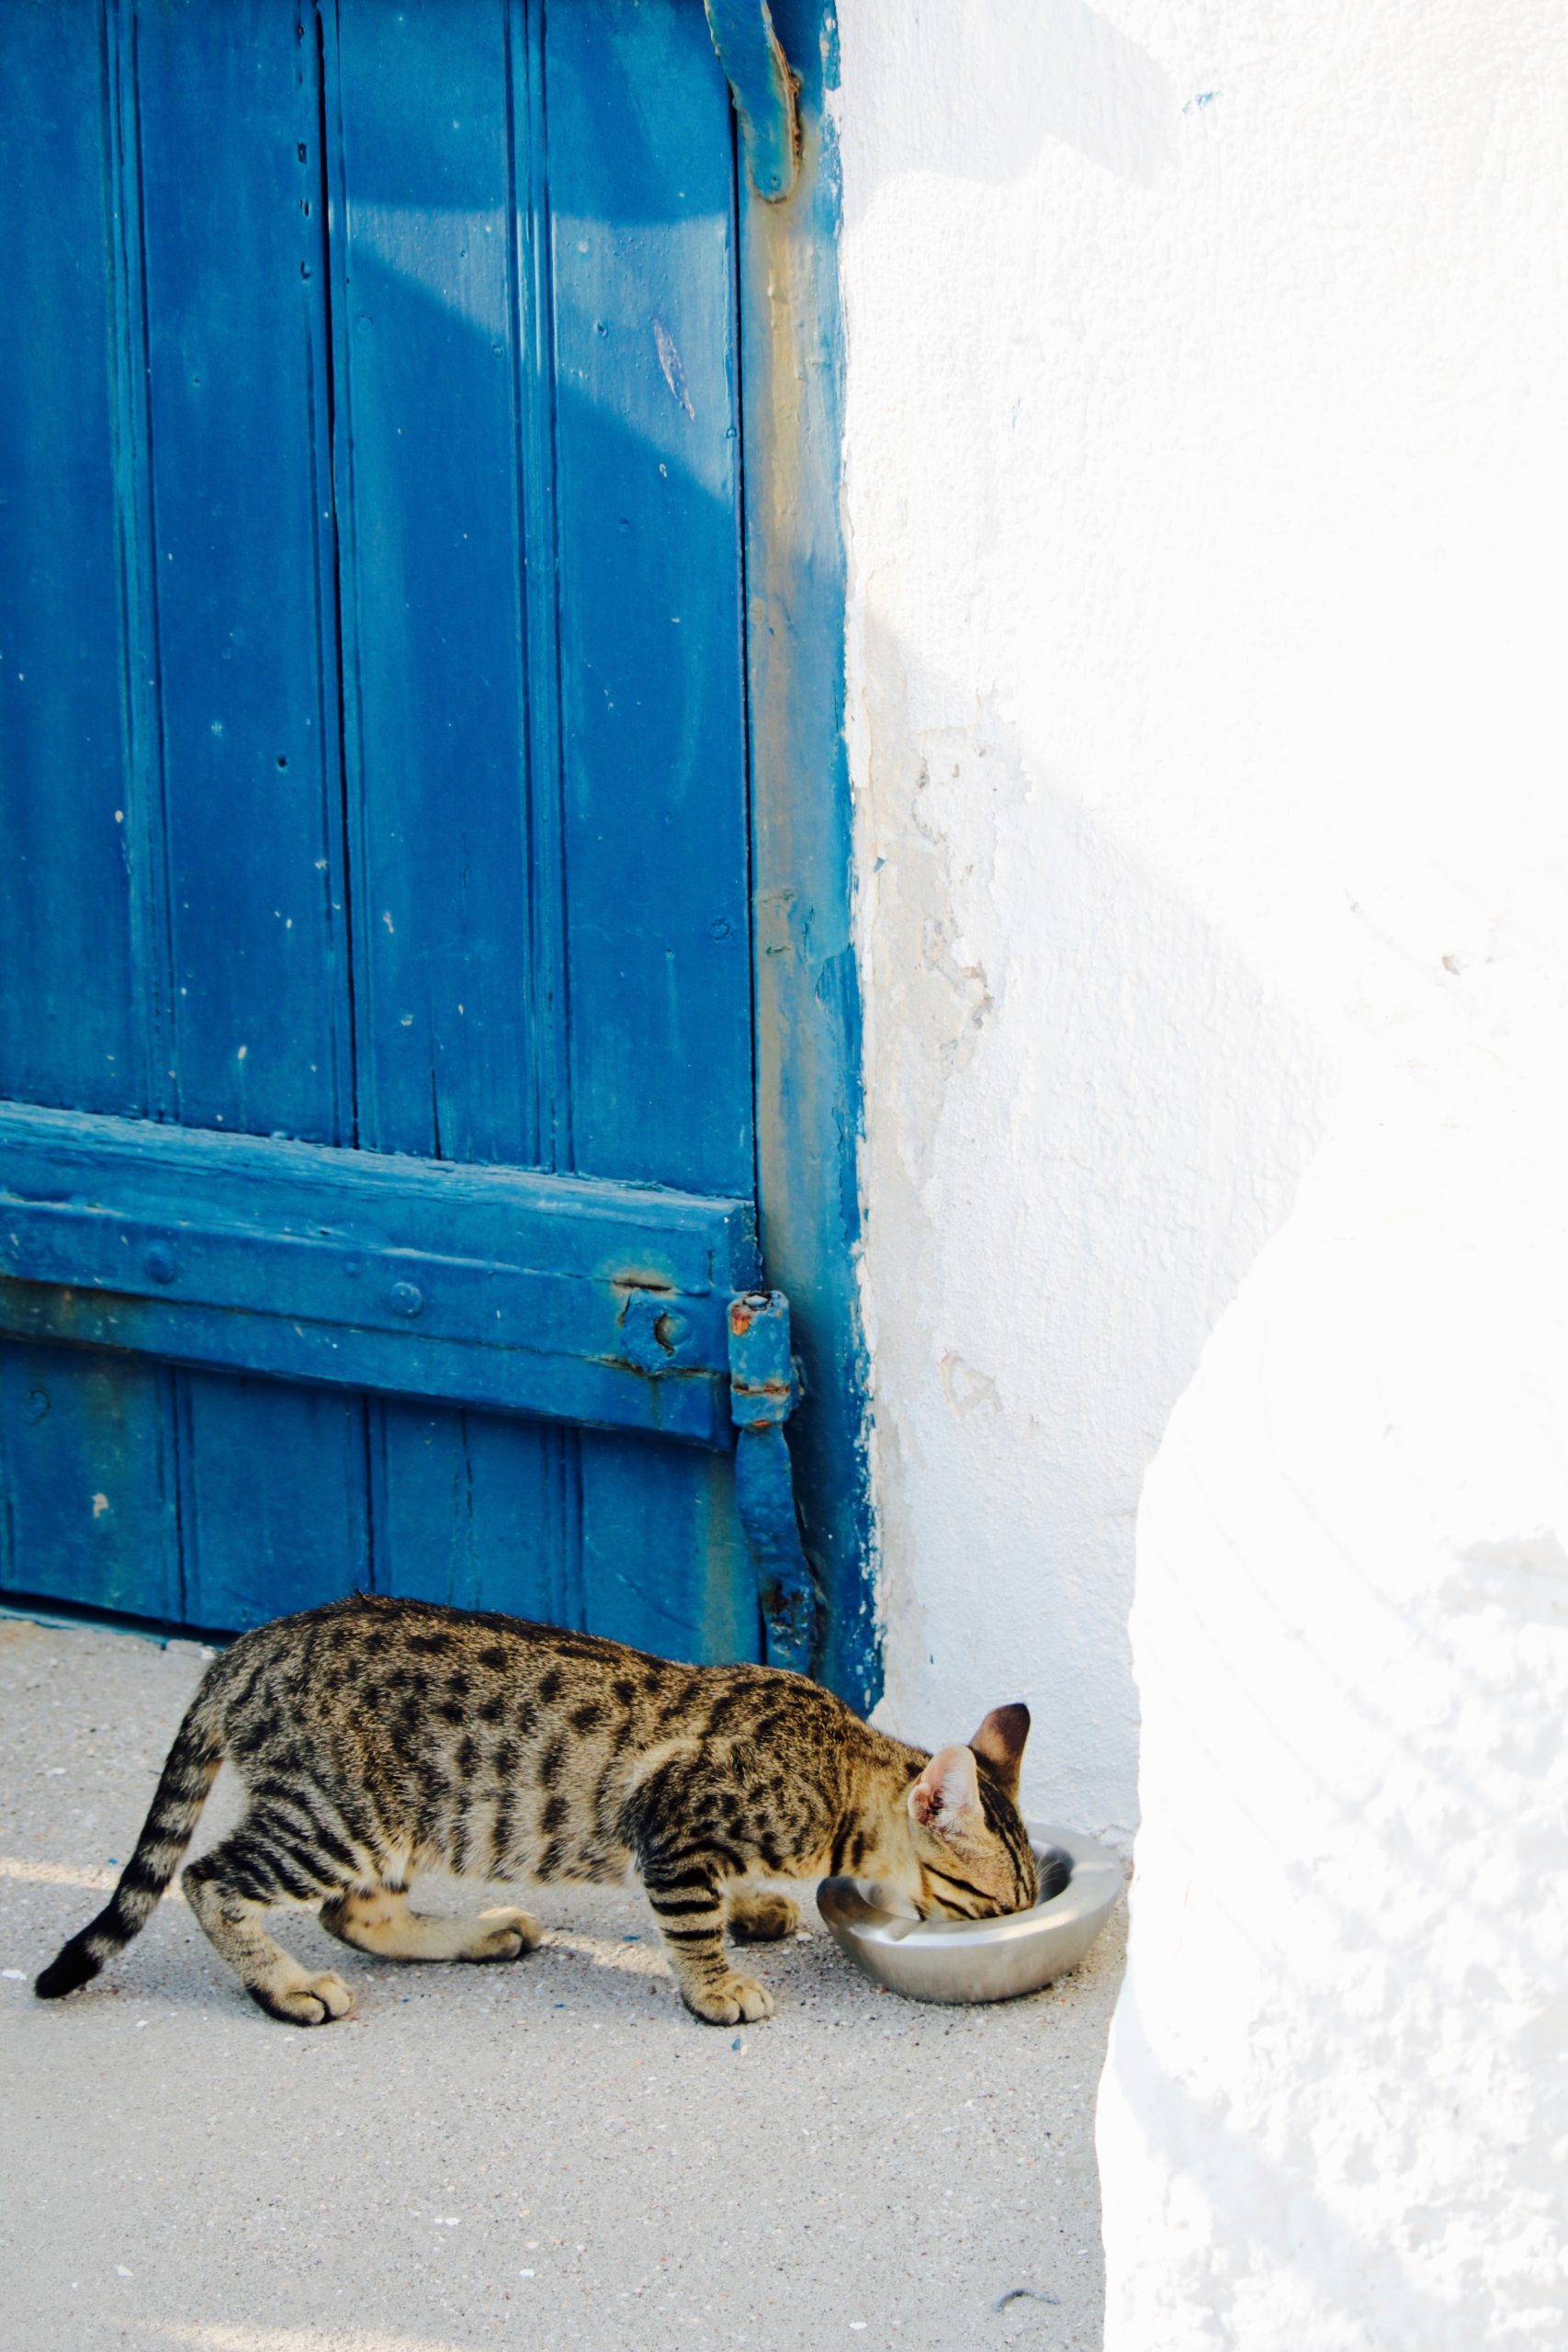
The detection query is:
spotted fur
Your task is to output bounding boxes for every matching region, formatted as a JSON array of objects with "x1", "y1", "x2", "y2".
[{"x1": 36, "y1": 1595, "x2": 1035, "y2": 2028}]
